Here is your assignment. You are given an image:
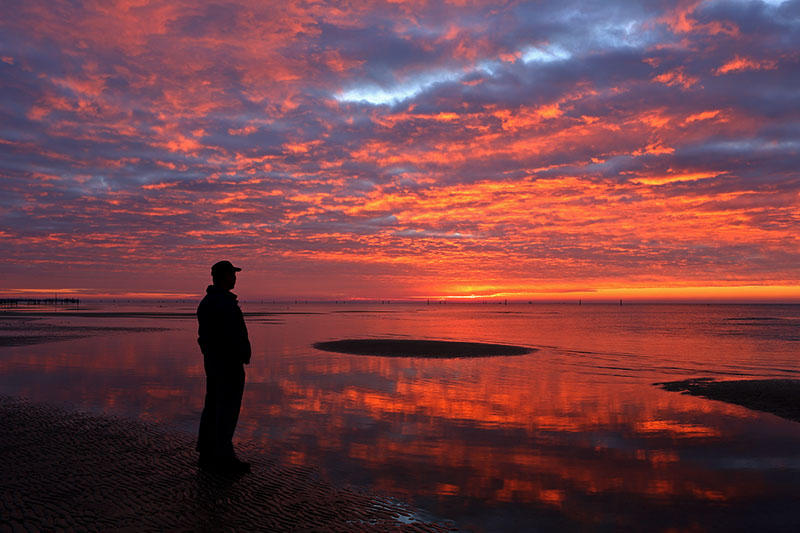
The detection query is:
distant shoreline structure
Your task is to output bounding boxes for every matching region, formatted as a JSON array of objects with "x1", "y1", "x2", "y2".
[{"x1": 1, "y1": 297, "x2": 80, "y2": 307}]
